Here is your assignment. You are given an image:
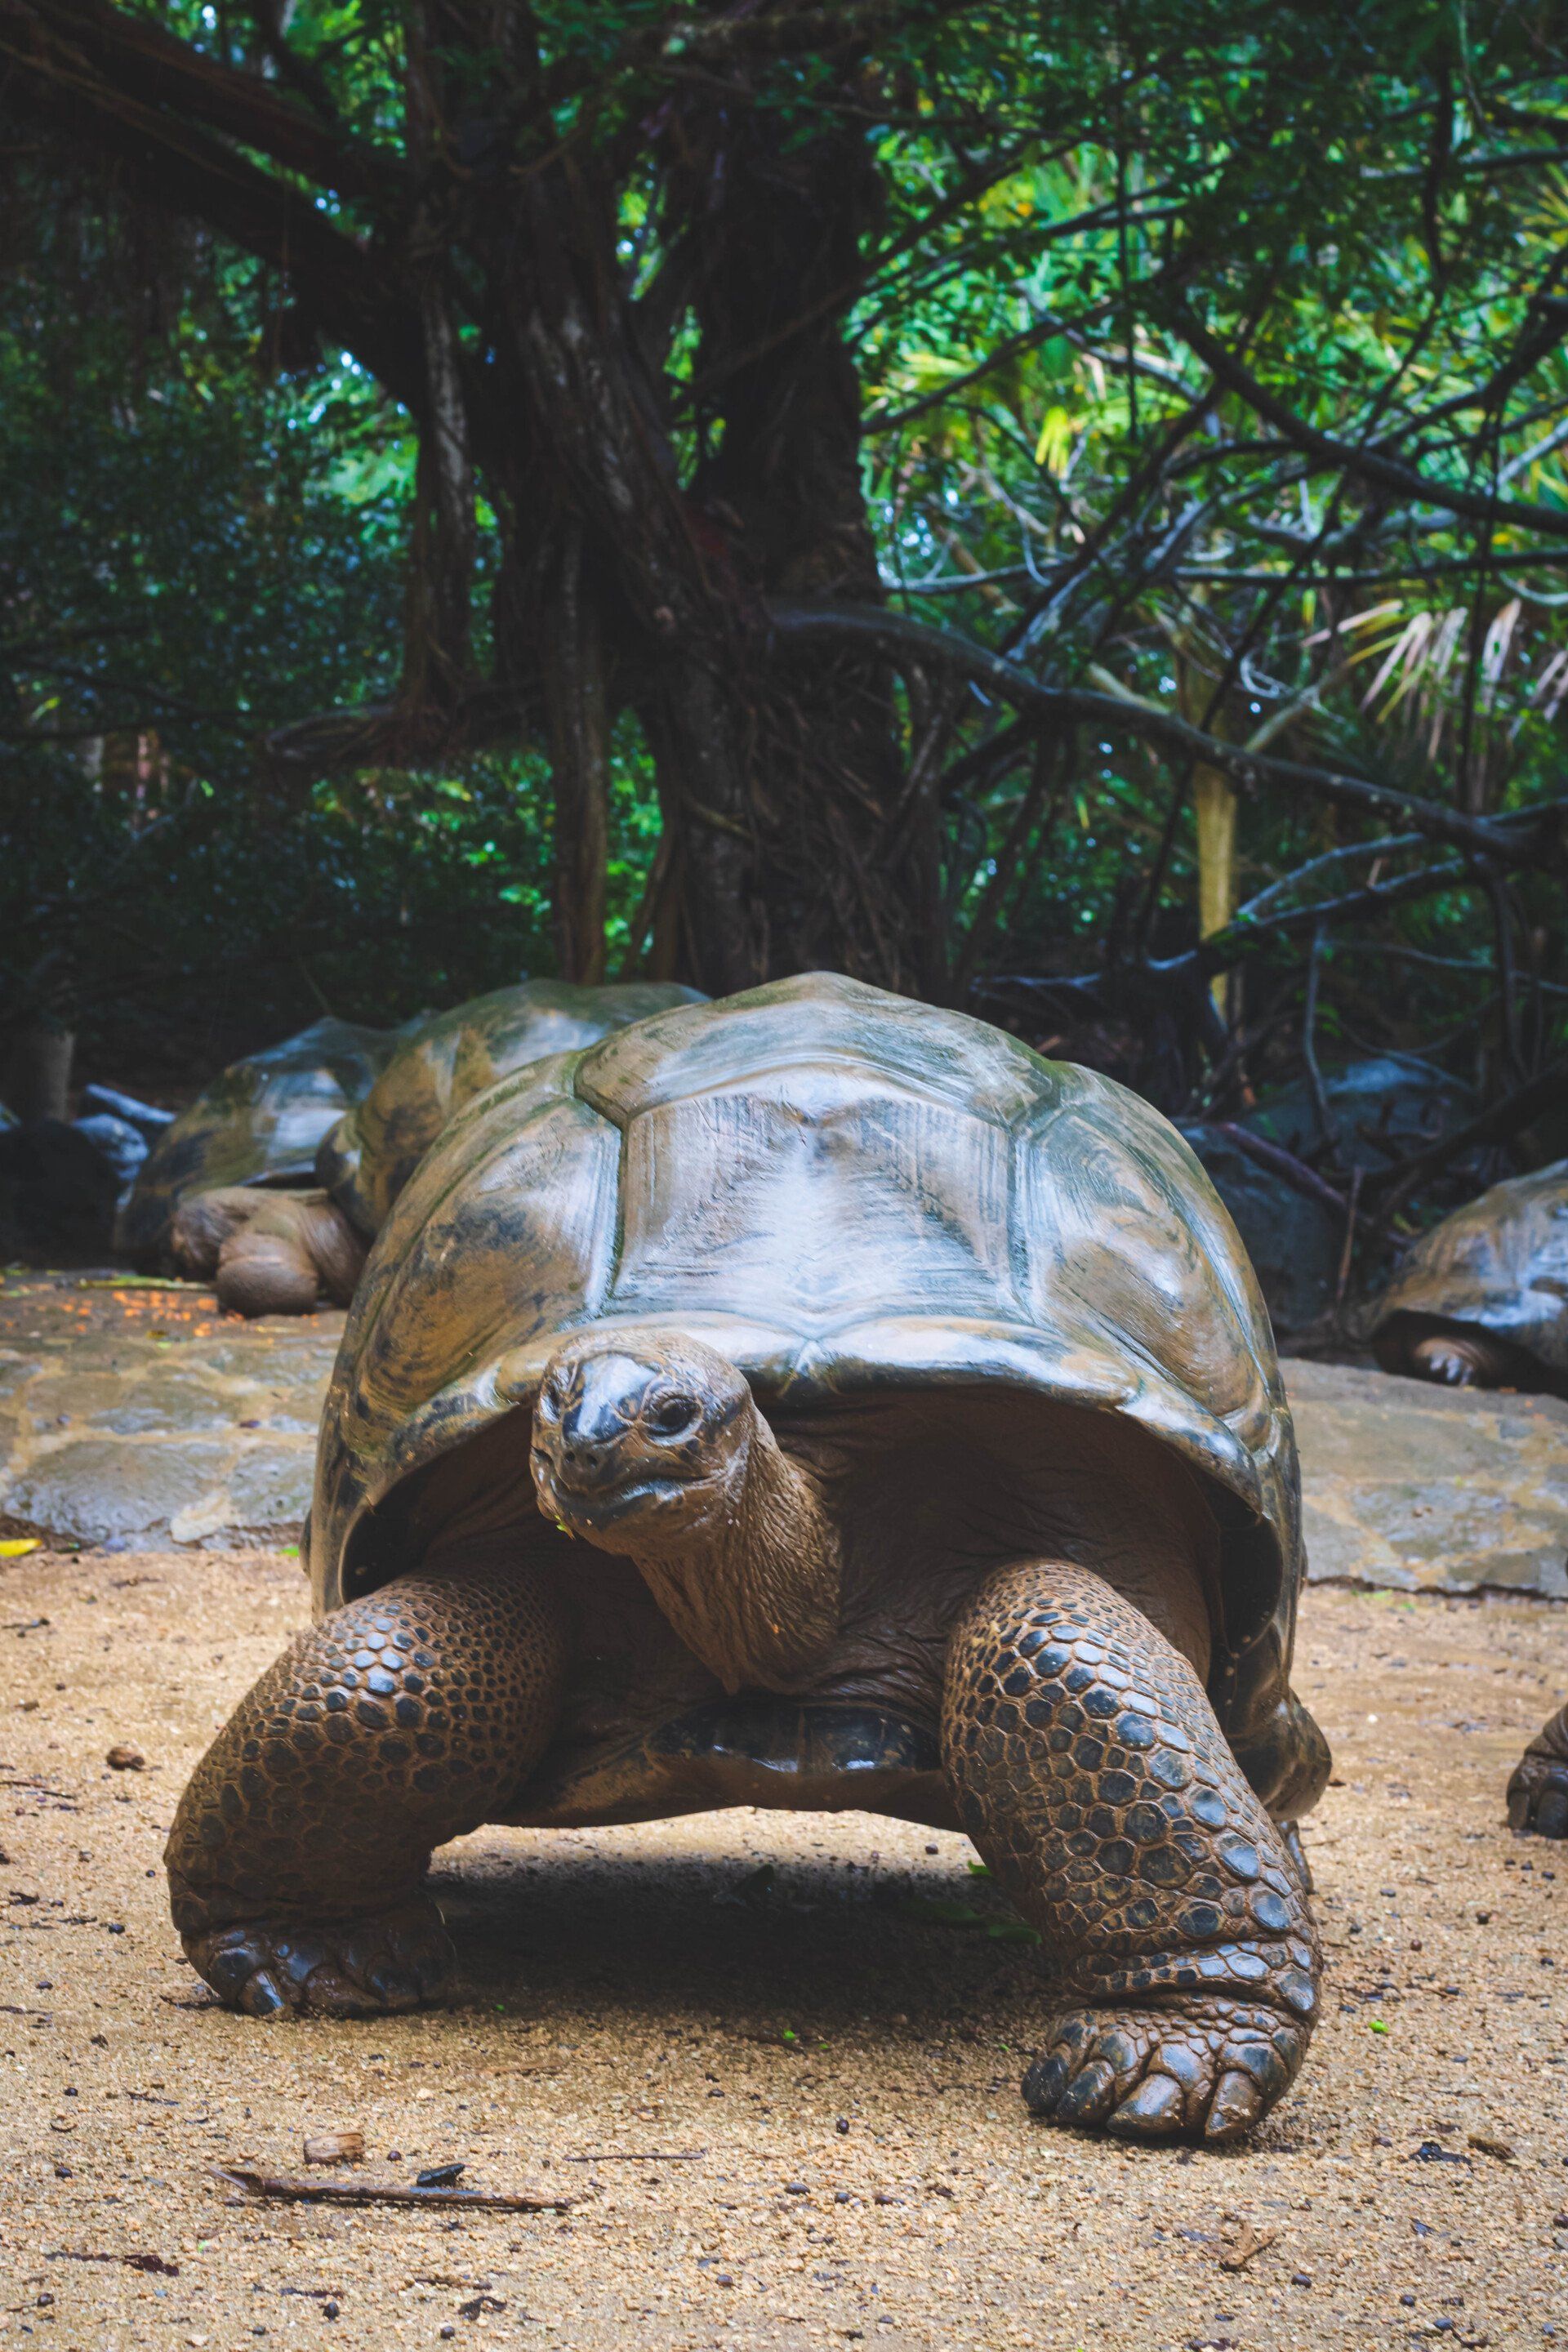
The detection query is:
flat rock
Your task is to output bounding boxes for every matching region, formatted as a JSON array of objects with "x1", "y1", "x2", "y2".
[
  {"x1": 0, "y1": 1281, "x2": 341, "y2": 1548},
  {"x1": 1, "y1": 1279, "x2": 1564, "y2": 1592},
  {"x1": 1284, "y1": 1357, "x2": 1568, "y2": 1598}
]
